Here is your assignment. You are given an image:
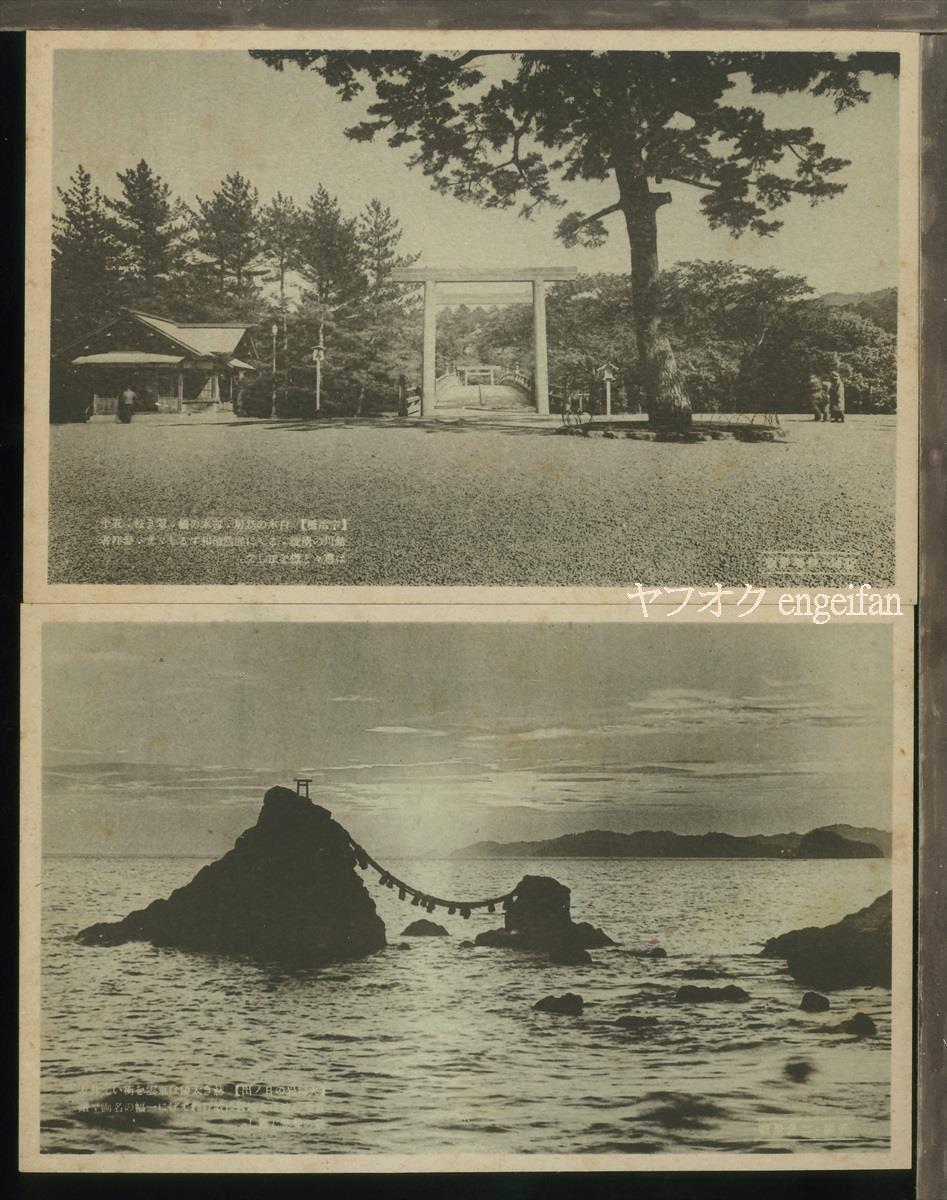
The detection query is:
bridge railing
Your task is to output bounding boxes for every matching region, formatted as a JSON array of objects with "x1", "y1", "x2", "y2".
[
  {"x1": 435, "y1": 370, "x2": 460, "y2": 394},
  {"x1": 548, "y1": 383, "x2": 568, "y2": 413},
  {"x1": 497, "y1": 368, "x2": 532, "y2": 395},
  {"x1": 399, "y1": 372, "x2": 568, "y2": 414},
  {"x1": 402, "y1": 382, "x2": 421, "y2": 417}
]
